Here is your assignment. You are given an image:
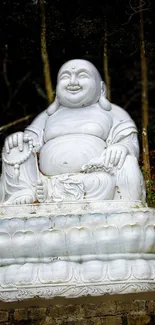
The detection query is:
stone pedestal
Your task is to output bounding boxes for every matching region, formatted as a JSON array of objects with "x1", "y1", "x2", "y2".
[{"x1": 0, "y1": 201, "x2": 155, "y2": 302}]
